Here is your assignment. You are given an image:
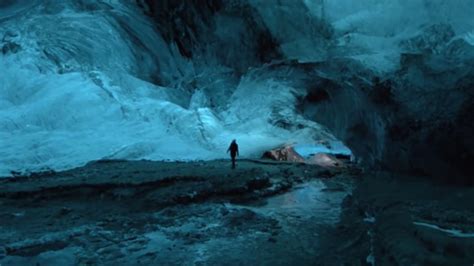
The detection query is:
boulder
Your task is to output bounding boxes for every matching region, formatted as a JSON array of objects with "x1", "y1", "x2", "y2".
[
  {"x1": 262, "y1": 145, "x2": 349, "y2": 168},
  {"x1": 262, "y1": 145, "x2": 305, "y2": 163},
  {"x1": 307, "y1": 153, "x2": 345, "y2": 168}
]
